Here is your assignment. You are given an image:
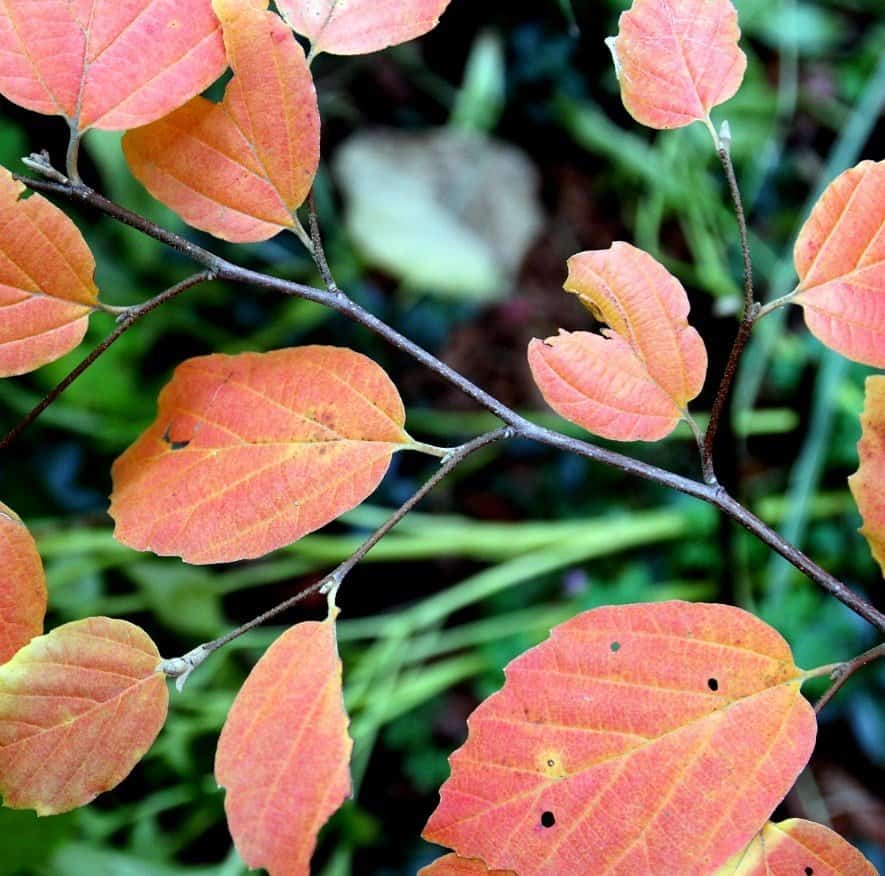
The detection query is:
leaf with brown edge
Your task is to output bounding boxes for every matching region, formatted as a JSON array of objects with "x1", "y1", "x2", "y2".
[
  {"x1": 277, "y1": 0, "x2": 452, "y2": 57},
  {"x1": 527, "y1": 242, "x2": 707, "y2": 441},
  {"x1": 419, "y1": 854, "x2": 516, "y2": 875},
  {"x1": 215, "y1": 616, "x2": 353, "y2": 876},
  {"x1": 715, "y1": 819, "x2": 877, "y2": 876},
  {"x1": 110, "y1": 346, "x2": 413, "y2": 564},
  {"x1": 0, "y1": 502, "x2": 46, "y2": 664},
  {"x1": 793, "y1": 160, "x2": 885, "y2": 367},
  {"x1": 0, "y1": 166, "x2": 99, "y2": 376},
  {"x1": 0, "y1": 617, "x2": 168, "y2": 815},
  {"x1": 423, "y1": 601, "x2": 817, "y2": 876},
  {"x1": 848, "y1": 375, "x2": 885, "y2": 576},
  {"x1": 123, "y1": 0, "x2": 320, "y2": 243},
  {"x1": 0, "y1": 0, "x2": 225, "y2": 132},
  {"x1": 606, "y1": 0, "x2": 747, "y2": 130}
]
